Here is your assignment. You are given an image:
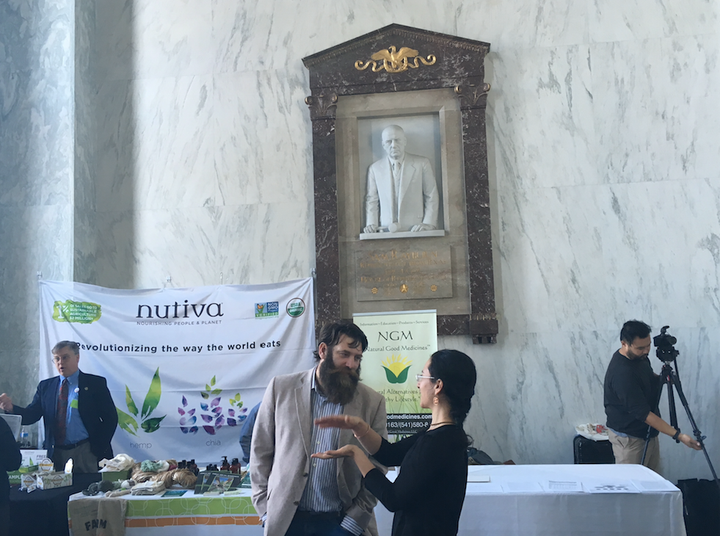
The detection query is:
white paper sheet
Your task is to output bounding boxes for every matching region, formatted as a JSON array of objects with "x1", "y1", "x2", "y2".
[
  {"x1": 546, "y1": 480, "x2": 583, "y2": 492},
  {"x1": 503, "y1": 481, "x2": 544, "y2": 493},
  {"x1": 466, "y1": 482, "x2": 505, "y2": 493},
  {"x1": 586, "y1": 482, "x2": 640, "y2": 493}
]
